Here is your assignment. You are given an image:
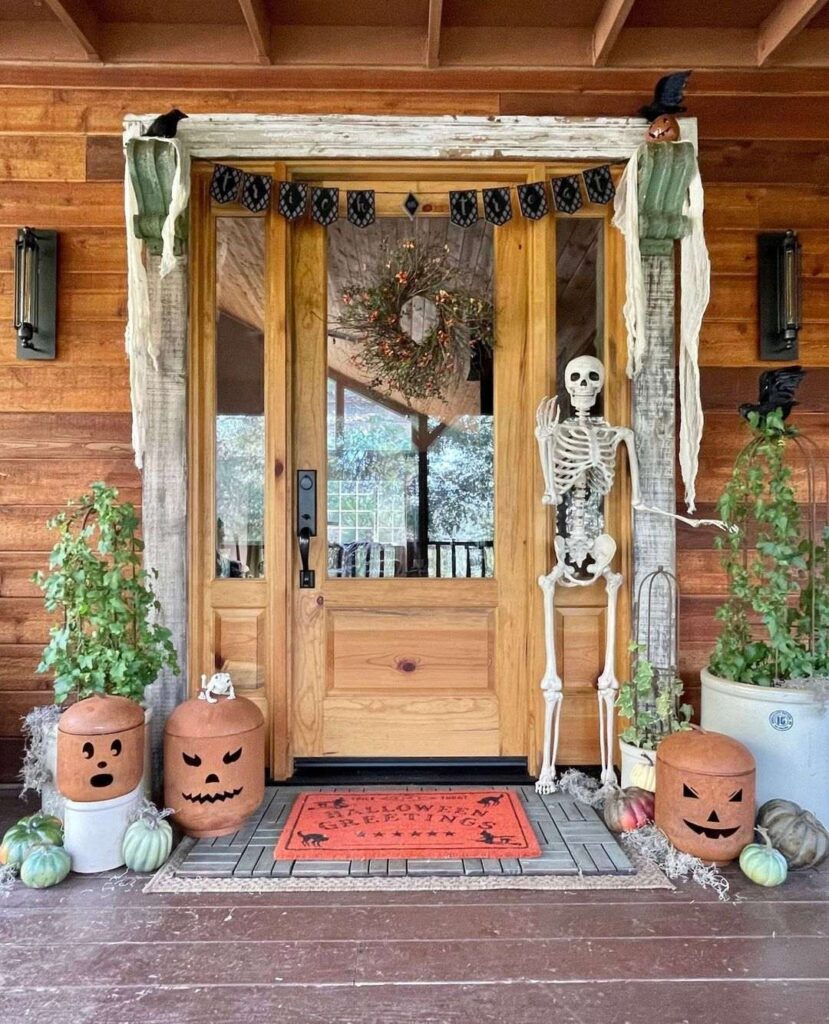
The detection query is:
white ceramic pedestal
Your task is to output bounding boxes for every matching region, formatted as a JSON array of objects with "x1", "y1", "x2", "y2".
[
  {"x1": 63, "y1": 783, "x2": 143, "y2": 873},
  {"x1": 701, "y1": 668, "x2": 829, "y2": 826}
]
